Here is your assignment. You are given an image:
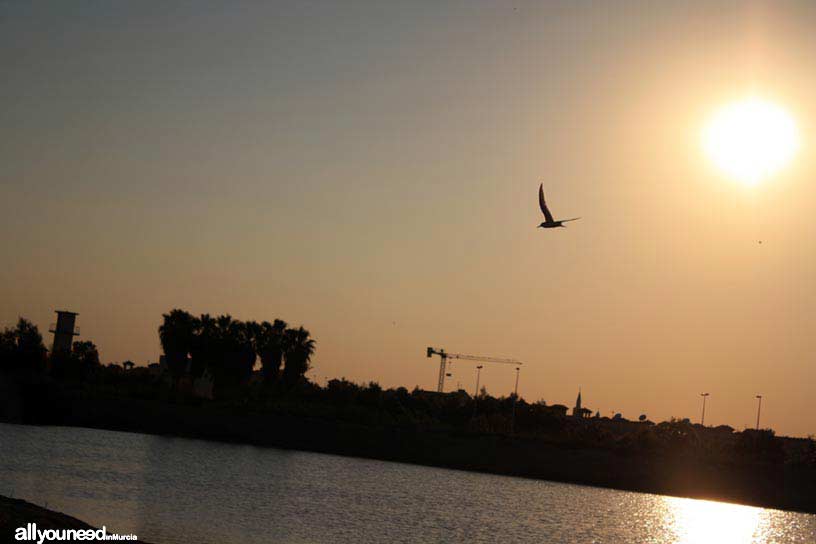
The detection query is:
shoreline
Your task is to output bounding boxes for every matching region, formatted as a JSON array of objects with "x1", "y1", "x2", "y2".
[{"x1": 10, "y1": 396, "x2": 815, "y2": 515}]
